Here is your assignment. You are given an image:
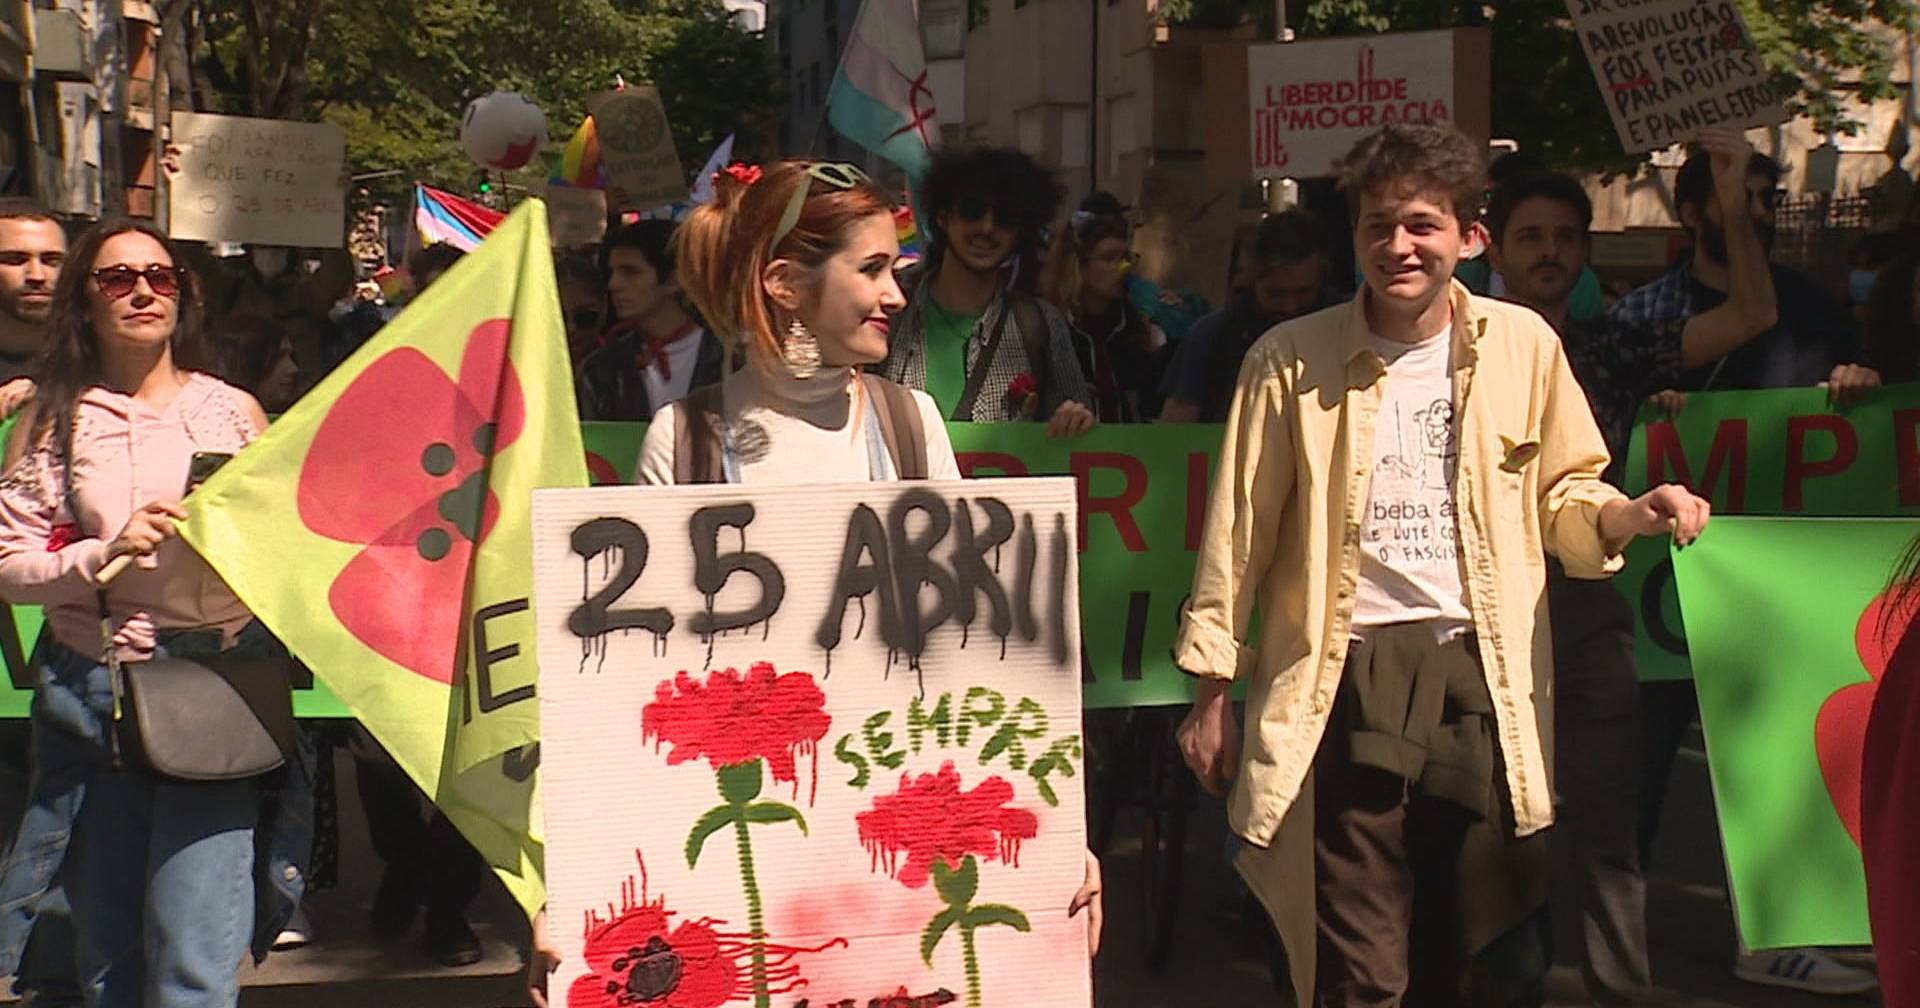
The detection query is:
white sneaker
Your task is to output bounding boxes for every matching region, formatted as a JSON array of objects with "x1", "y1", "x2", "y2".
[
  {"x1": 272, "y1": 905, "x2": 313, "y2": 951},
  {"x1": 1733, "y1": 948, "x2": 1877, "y2": 995}
]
